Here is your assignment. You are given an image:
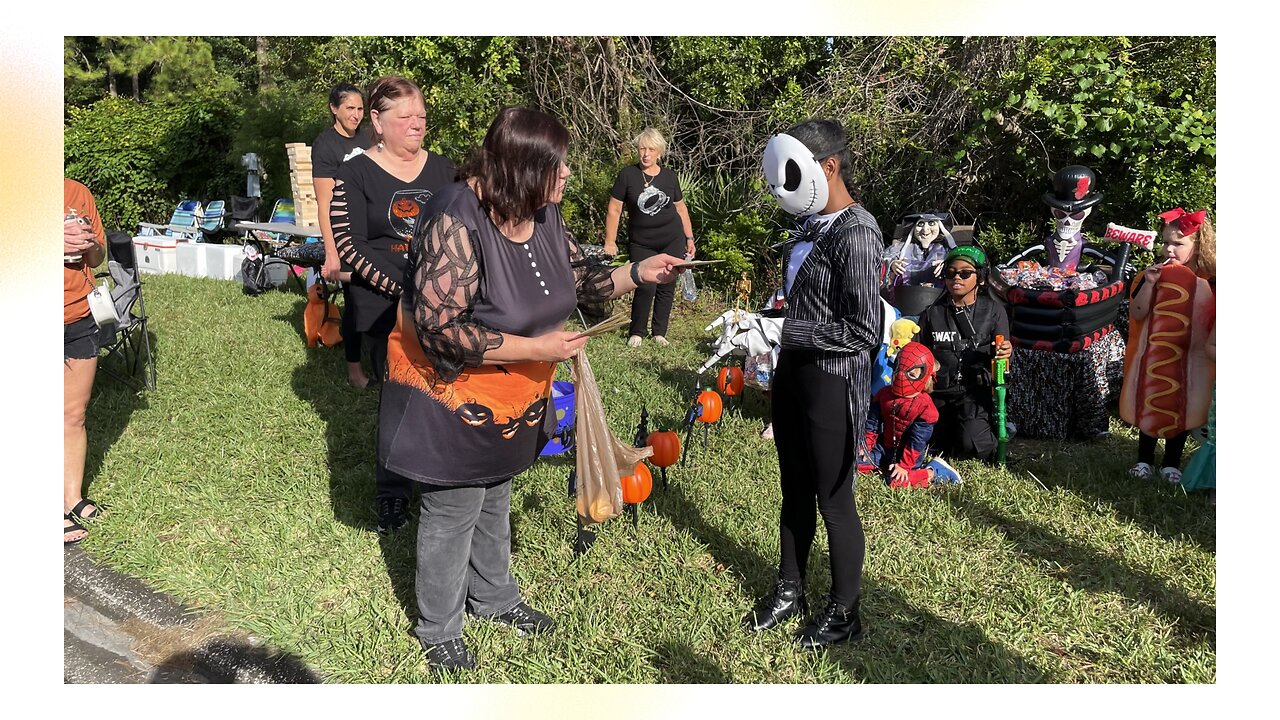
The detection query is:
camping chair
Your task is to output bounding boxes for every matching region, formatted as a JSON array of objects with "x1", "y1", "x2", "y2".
[
  {"x1": 95, "y1": 230, "x2": 156, "y2": 390},
  {"x1": 199, "y1": 200, "x2": 226, "y2": 243},
  {"x1": 137, "y1": 199, "x2": 203, "y2": 242}
]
